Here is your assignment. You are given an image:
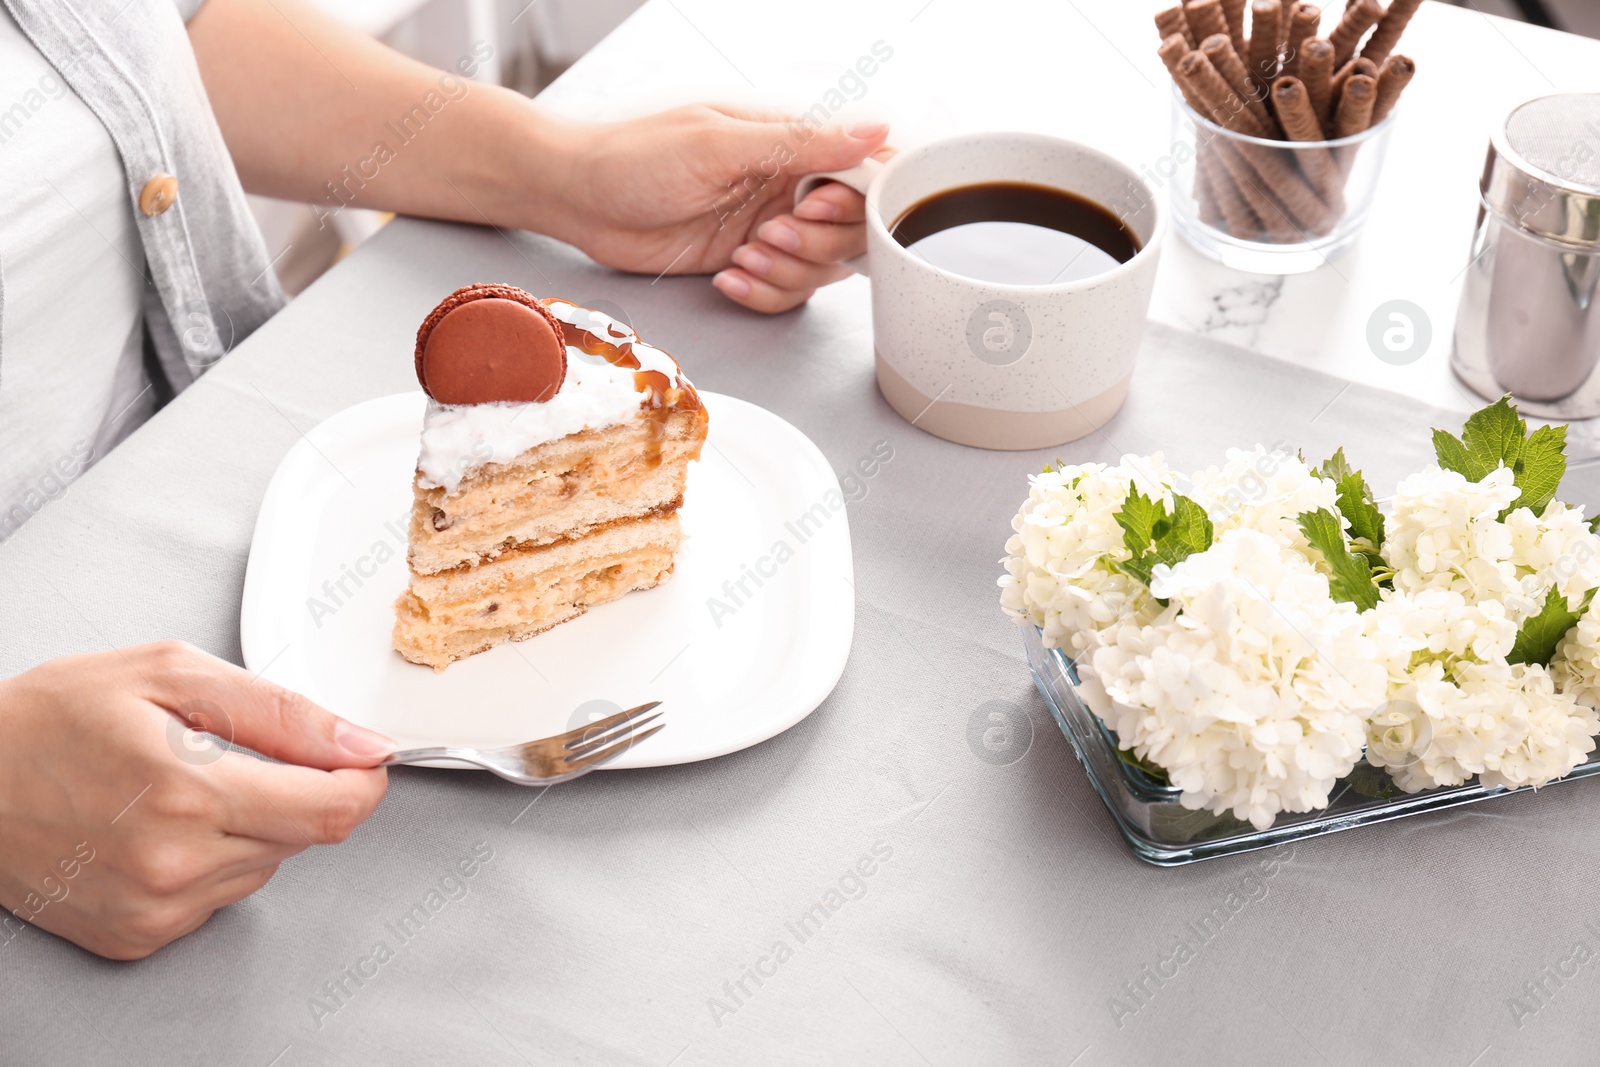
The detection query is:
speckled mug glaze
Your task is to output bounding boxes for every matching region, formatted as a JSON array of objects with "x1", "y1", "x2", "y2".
[{"x1": 796, "y1": 132, "x2": 1164, "y2": 450}]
